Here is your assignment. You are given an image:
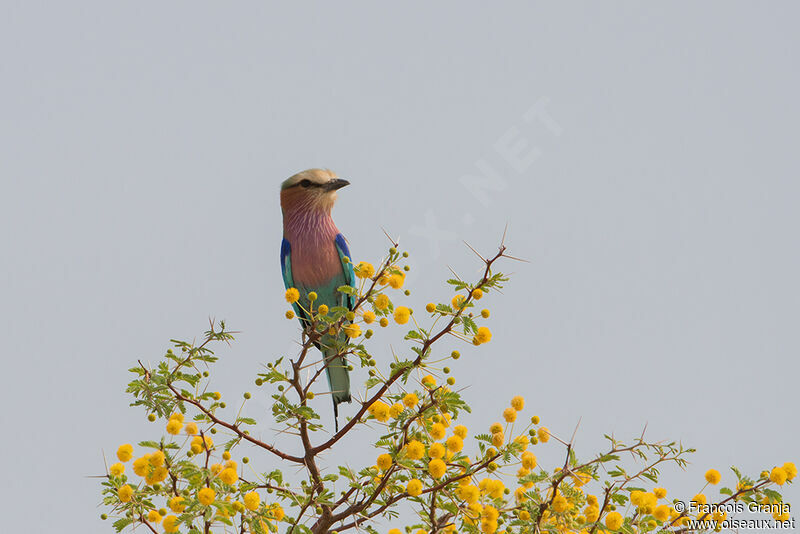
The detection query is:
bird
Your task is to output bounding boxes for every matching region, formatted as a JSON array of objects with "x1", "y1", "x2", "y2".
[{"x1": 279, "y1": 168, "x2": 356, "y2": 430}]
